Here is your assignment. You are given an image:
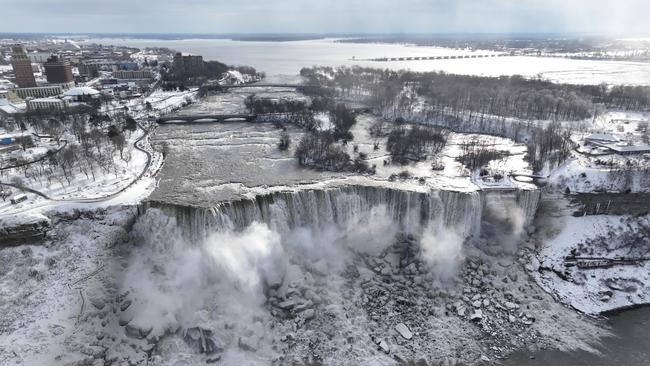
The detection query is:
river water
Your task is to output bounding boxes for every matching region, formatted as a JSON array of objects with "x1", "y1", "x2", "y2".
[
  {"x1": 503, "y1": 306, "x2": 650, "y2": 366},
  {"x1": 82, "y1": 37, "x2": 650, "y2": 85}
]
